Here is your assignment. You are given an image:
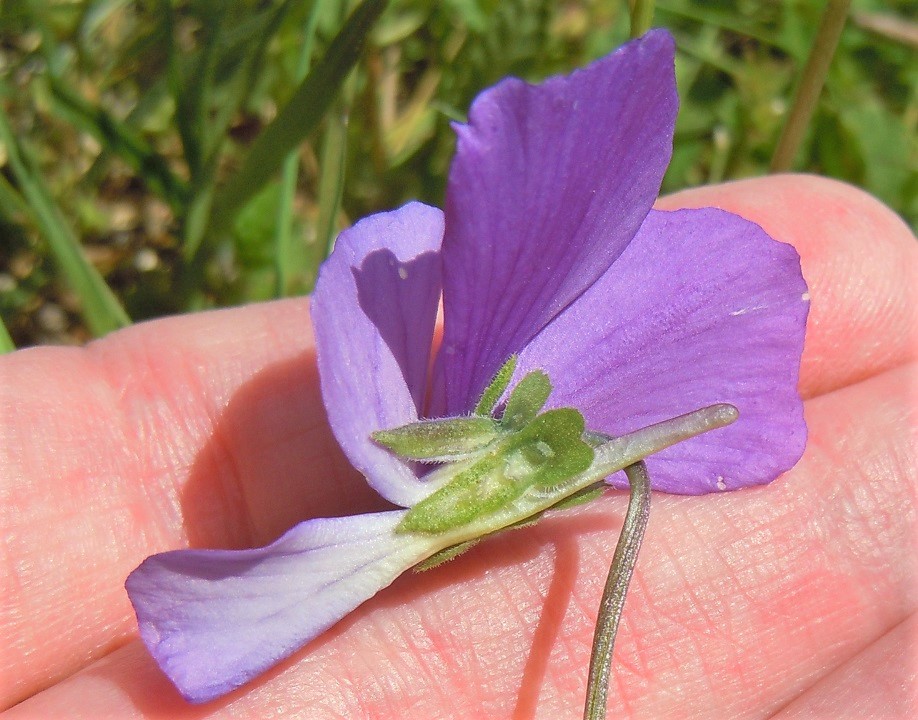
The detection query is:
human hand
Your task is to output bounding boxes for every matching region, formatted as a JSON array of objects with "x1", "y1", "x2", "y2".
[{"x1": 1, "y1": 175, "x2": 914, "y2": 718}]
